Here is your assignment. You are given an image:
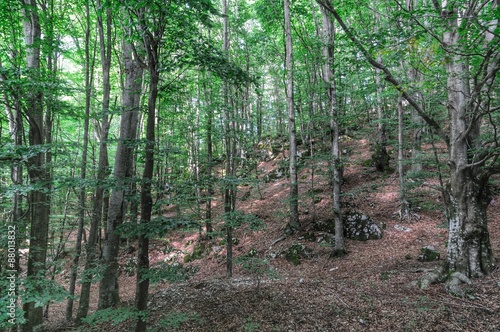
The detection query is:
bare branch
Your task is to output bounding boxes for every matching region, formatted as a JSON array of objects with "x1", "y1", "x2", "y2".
[{"x1": 316, "y1": 0, "x2": 448, "y2": 144}]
